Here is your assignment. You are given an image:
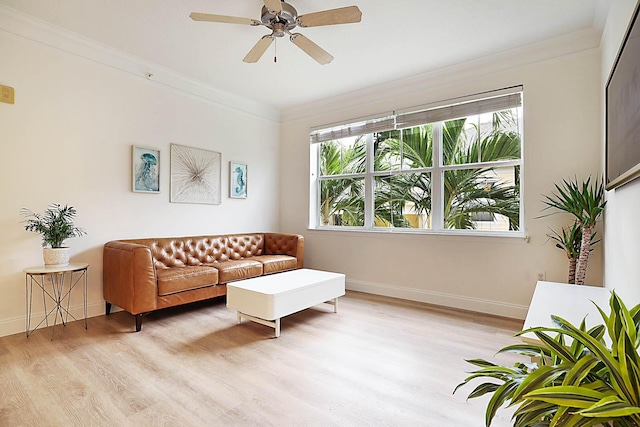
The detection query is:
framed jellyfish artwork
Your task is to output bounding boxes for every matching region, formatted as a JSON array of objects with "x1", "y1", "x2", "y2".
[
  {"x1": 132, "y1": 145, "x2": 160, "y2": 193},
  {"x1": 229, "y1": 161, "x2": 247, "y2": 199}
]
